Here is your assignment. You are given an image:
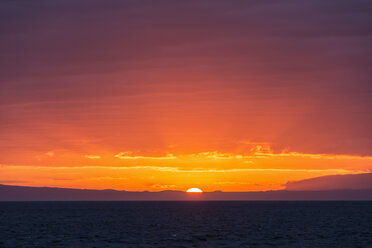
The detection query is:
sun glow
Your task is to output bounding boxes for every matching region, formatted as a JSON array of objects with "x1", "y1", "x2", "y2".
[{"x1": 186, "y1": 188, "x2": 203, "y2": 193}]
